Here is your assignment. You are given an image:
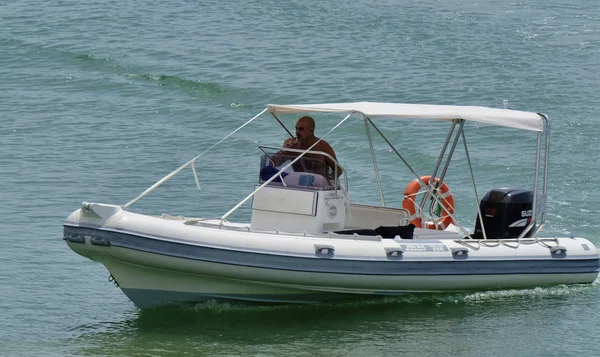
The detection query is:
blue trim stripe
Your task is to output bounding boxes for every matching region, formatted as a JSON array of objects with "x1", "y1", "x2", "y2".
[{"x1": 63, "y1": 226, "x2": 600, "y2": 276}]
